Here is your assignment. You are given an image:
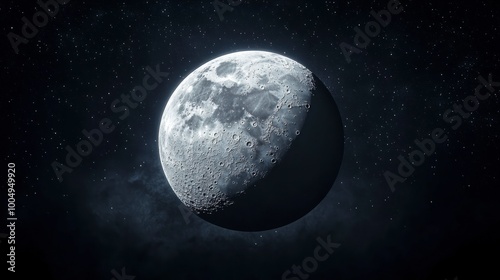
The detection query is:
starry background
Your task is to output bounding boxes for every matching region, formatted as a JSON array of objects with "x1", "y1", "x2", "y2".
[{"x1": 1, "y1": 0, "x2": 500, "y2": 279}]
